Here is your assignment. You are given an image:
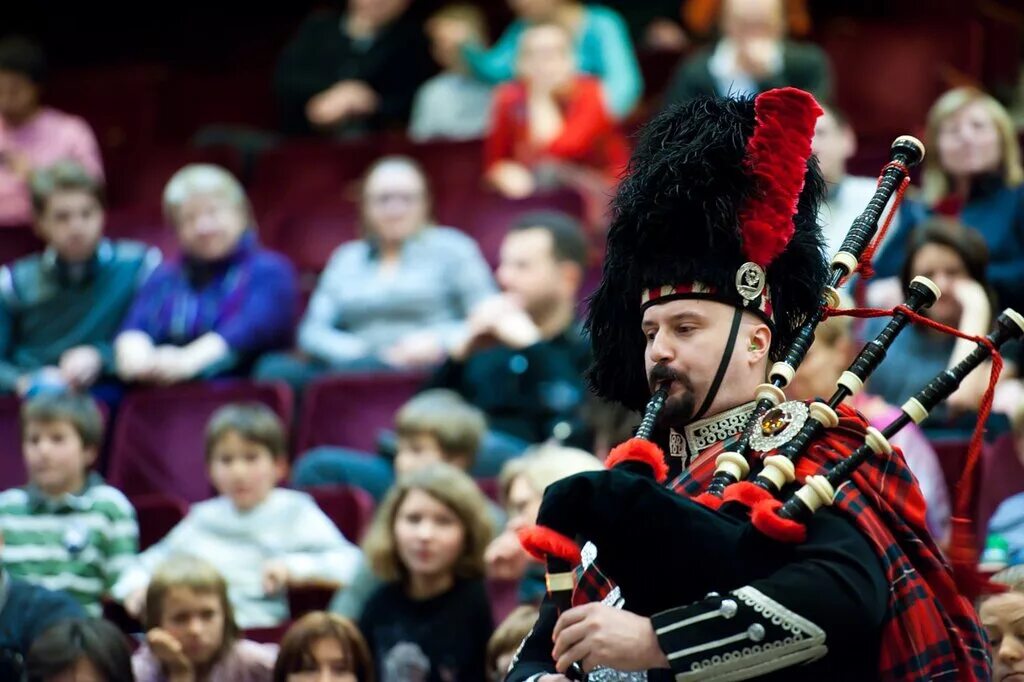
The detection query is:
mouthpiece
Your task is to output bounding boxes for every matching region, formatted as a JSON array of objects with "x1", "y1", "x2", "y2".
[{"x1": 891, "y1": 135, "x2": 925, "y2": 167}]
